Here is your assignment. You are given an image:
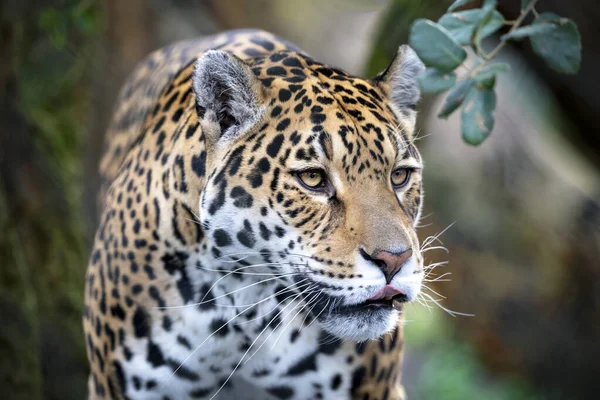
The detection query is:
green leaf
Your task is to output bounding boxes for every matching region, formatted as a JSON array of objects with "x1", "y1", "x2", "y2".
[
  {"x1": 73, "y1": 3, "x2": 99, "y2": 35},
  {"x1": 461, "y1": 85, "x2": 497, "y2": 145},
  {"x1": 438, "y1": 10, "x2": 482, "y2": 46},
  {"x1": 501, "y1": 23, "x2": 556, "y2": 41},
  {"x1": 476, "y1": 1, "x2": 497, "y2": 33},
  {"x1": 418, "y1": 69, "x2": 457, "y2": 94},
  {"x1": 440, "y1": 6, "x2": 504, "y2": 47},
  {"x1": 475, "y1": 10, "x2": 505, "y2": 42},
  {"x1": 473, "y1": 63, "x2": 510, "y2": 84},
  {"x1": 409, "y1": 19, "x2": 467, "y2": 72},
  {"x1": 448, "y1": 0, "x2": 474, "y2": 12},
  {"x1": 38, "y1": 8, "x2": 68, "y2": 50},
  {"x1": 476, "y1": 75, "x2": 496, "y2": 90},
  {"x1": 530, "y1": 13, "x2": 582, "y2": 74},
  {"x1": 437, "y1": 79, "x2": 474, "y2": 118}
]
